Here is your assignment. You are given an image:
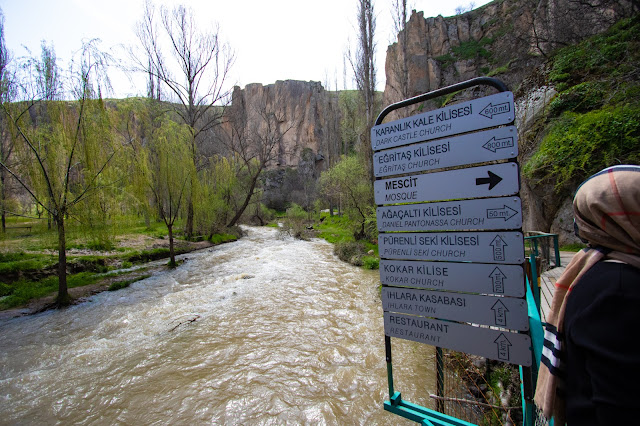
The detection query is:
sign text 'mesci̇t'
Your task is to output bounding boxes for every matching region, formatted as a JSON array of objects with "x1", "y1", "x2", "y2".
[
  {"x1": 371, "y1": 92, "x2": 515, "y2": 152},
  {"x1": 374, "y1": 162, "x2": 519, "y2": 205}
]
